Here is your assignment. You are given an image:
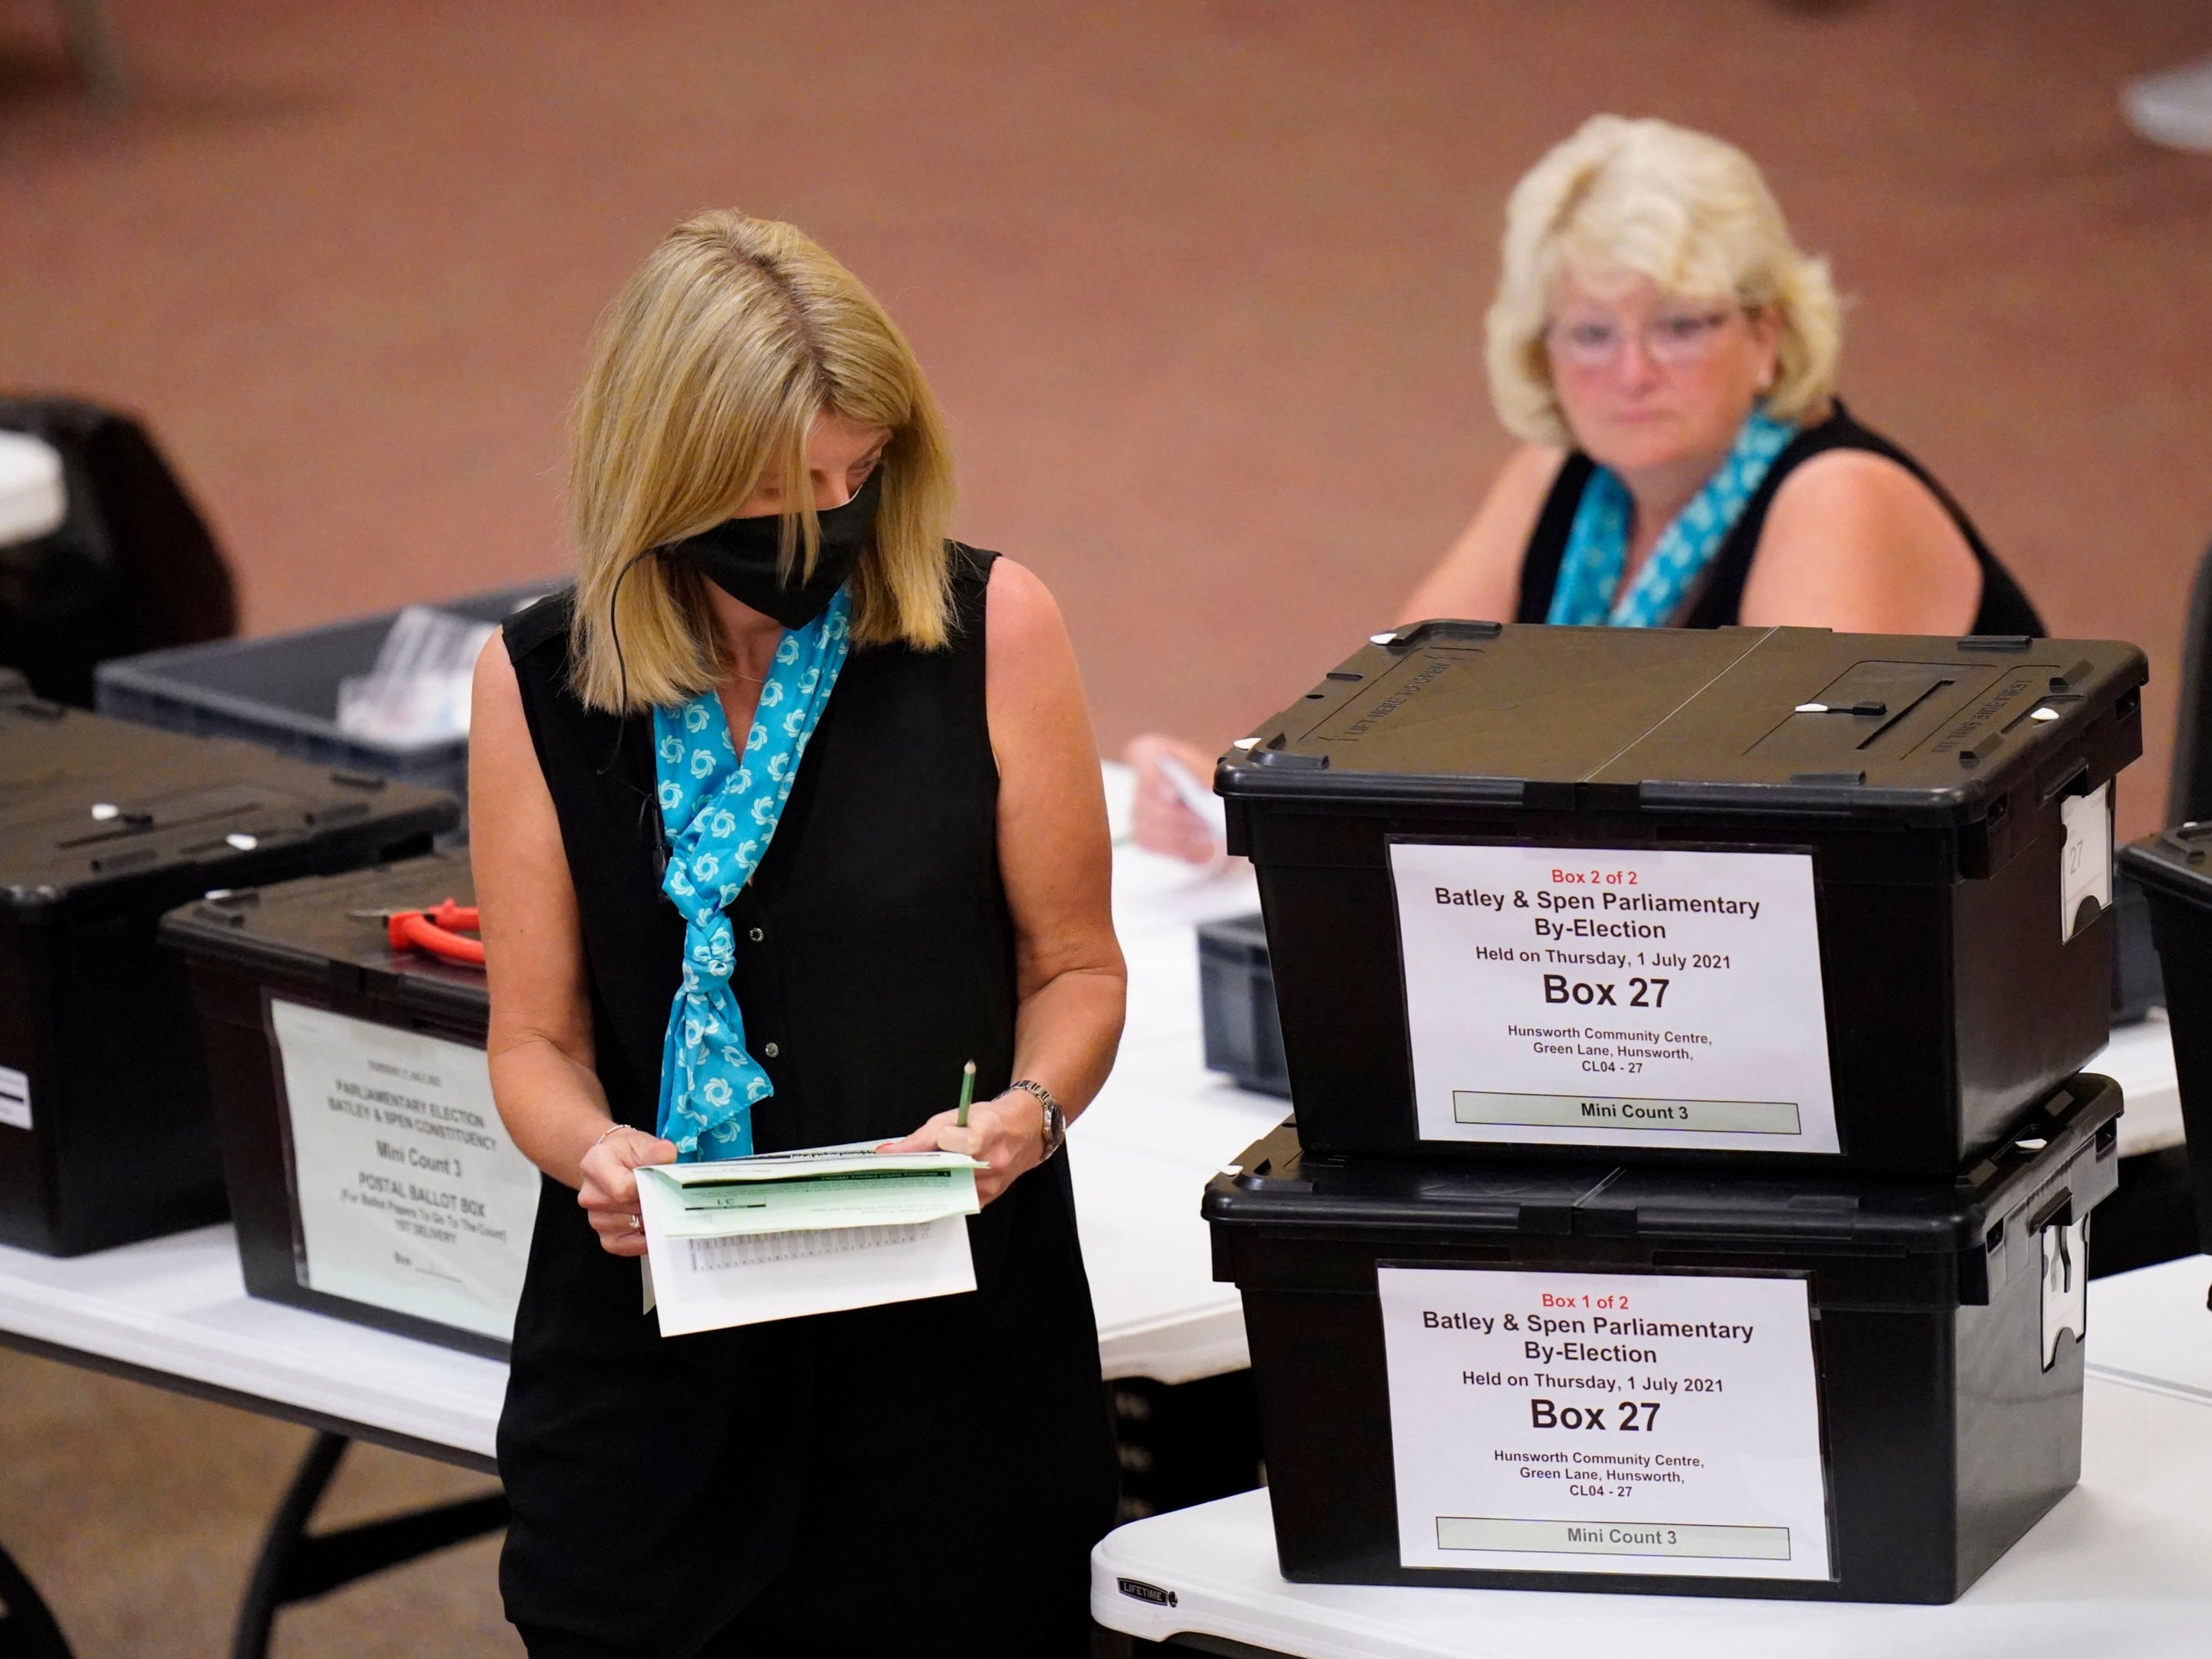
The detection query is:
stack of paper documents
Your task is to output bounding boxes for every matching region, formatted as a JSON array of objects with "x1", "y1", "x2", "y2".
[{"x1": 637, "y1": 1145, "x2": 985, "y2": 1336}]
